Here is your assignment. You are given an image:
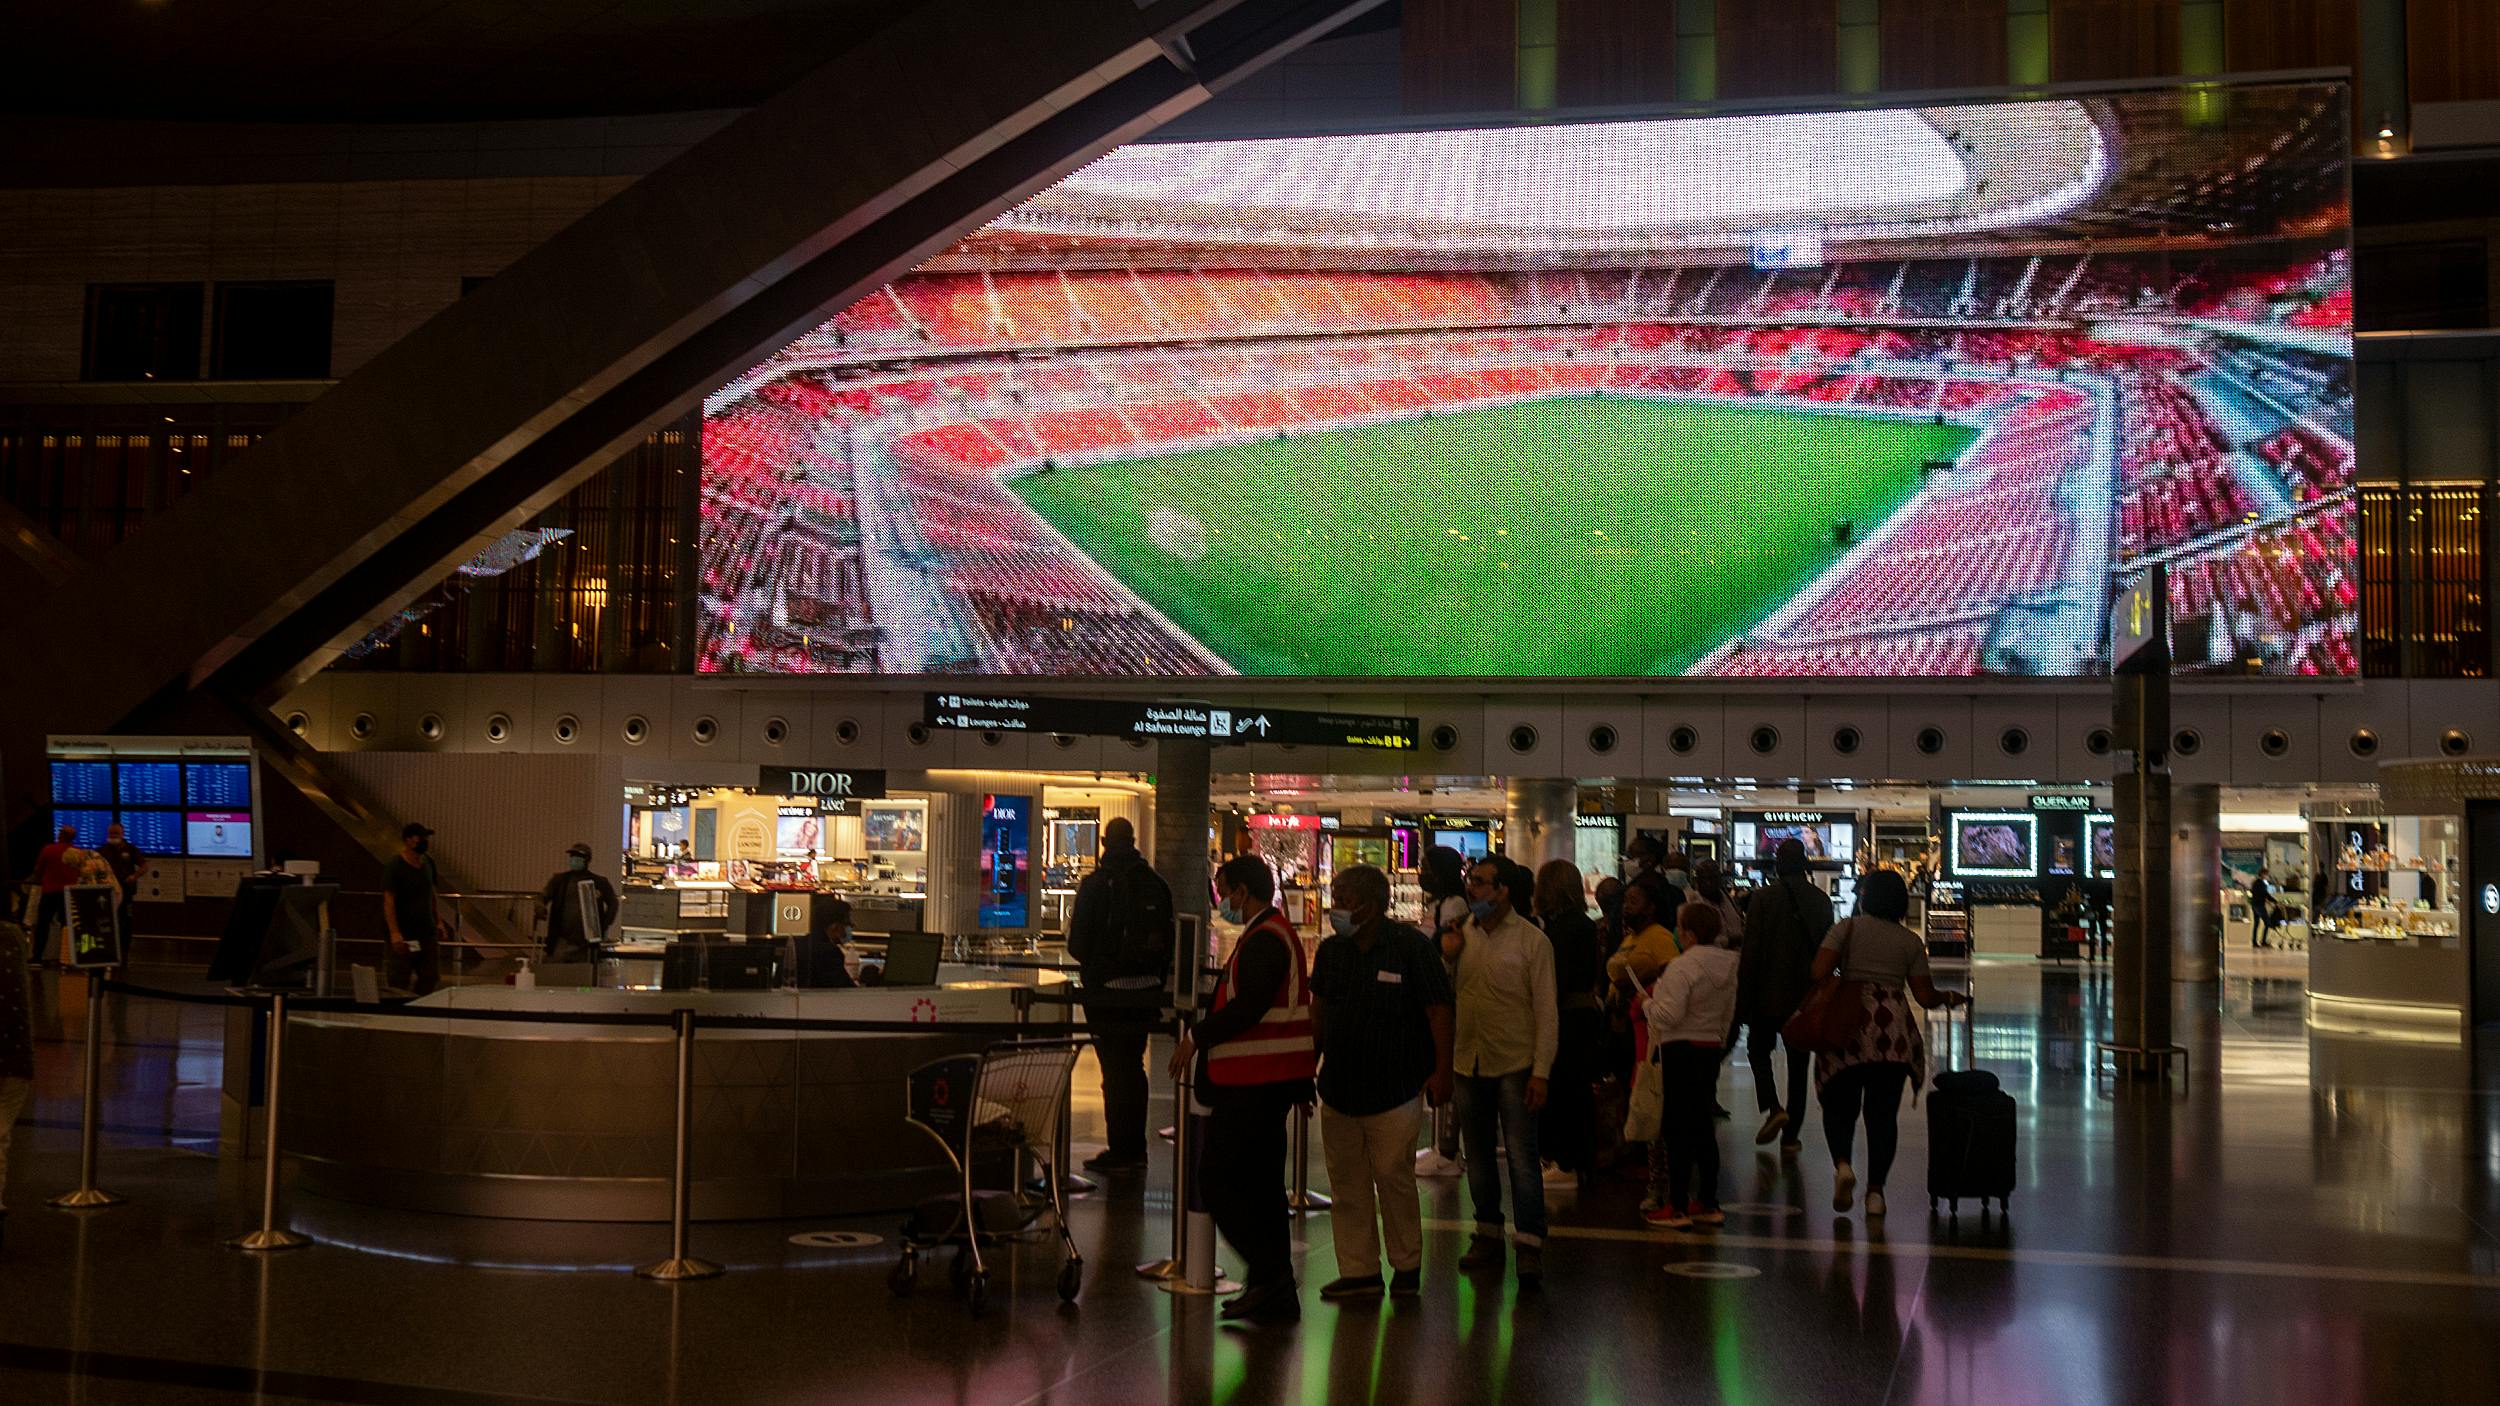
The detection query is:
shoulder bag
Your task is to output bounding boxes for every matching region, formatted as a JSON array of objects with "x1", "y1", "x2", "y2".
[
  {"x1": 1620, "y1": 963, "x2": 1667, "y2": 1142},
  {"x1": 1781, "y1": 918, "x2": 1868, "y2": 1055}
]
